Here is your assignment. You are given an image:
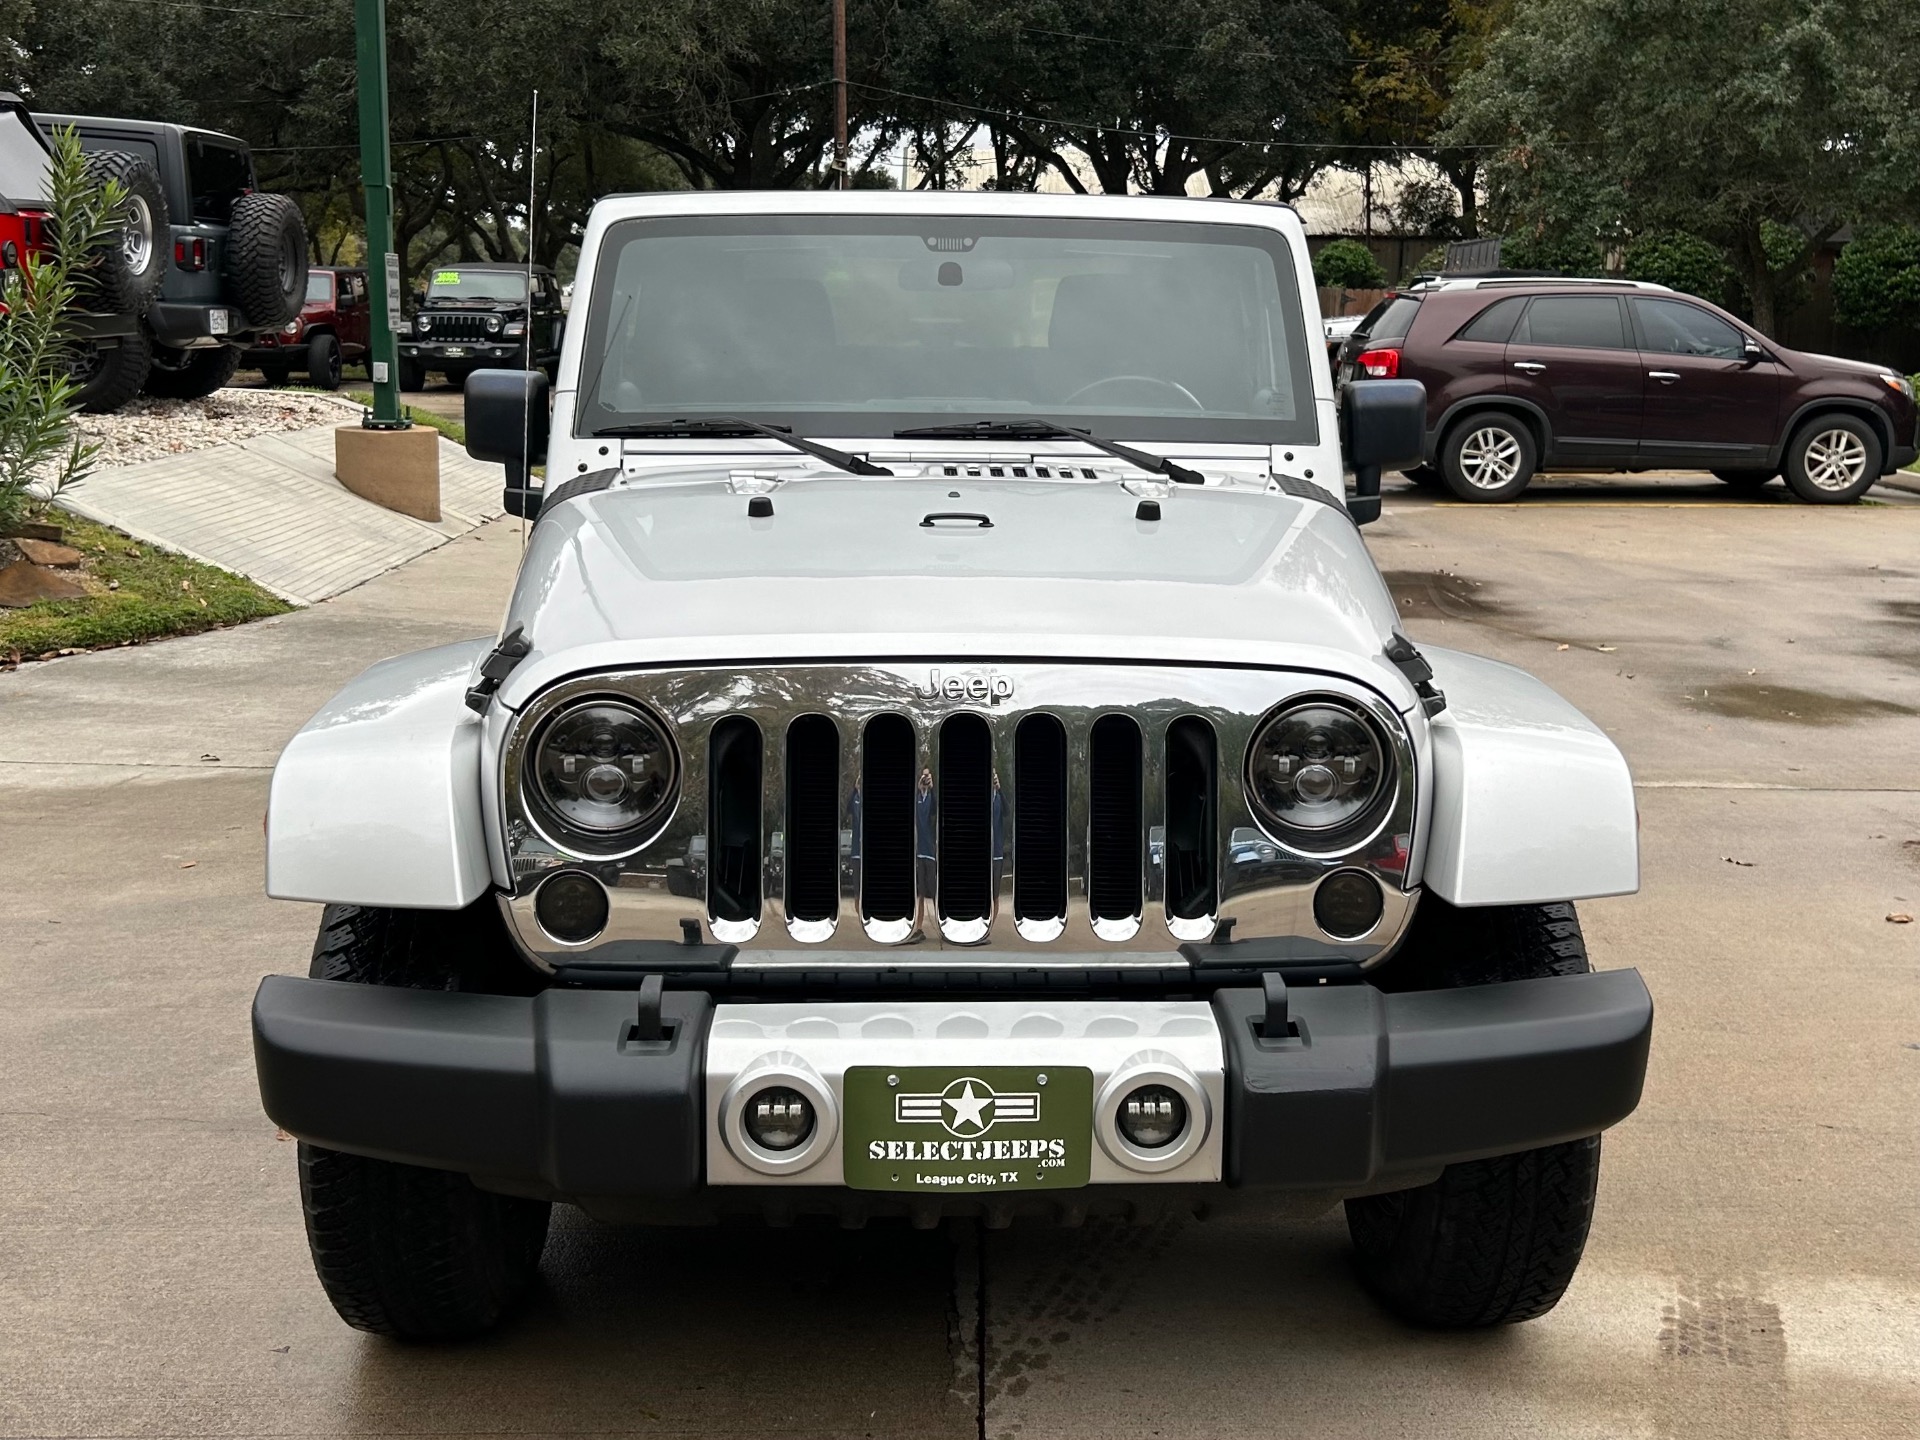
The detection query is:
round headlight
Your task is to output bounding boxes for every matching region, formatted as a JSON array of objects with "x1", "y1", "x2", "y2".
[
  {"x1": 1247, "y1": 700, "x2": 1390, "y2": 838},
  {"x1": 486, "y1": 314, "x2": 502, "y2": 333},
  {"x1": 529, "y1": 699, "x2": 677, "y2": 841}
]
